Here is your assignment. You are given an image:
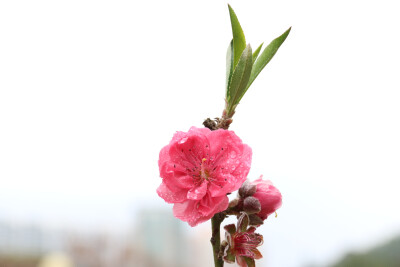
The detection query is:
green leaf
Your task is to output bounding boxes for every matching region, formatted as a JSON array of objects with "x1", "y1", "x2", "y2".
[
  {"x1": 252, "y1": 43, "x2": 263, "y2": 63},
  {"x1": 225, "y1": 40, "x2": 234, "y2": 99},
  {"x1": 244, "y1": 27, "x2": 291, "y2": 96},
  {"x1": 228, "y1": 4, "x2": 246, "y2": 68},
  {"x1": 226, "y1": 44, "x2": 253, "y2": 112}
]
